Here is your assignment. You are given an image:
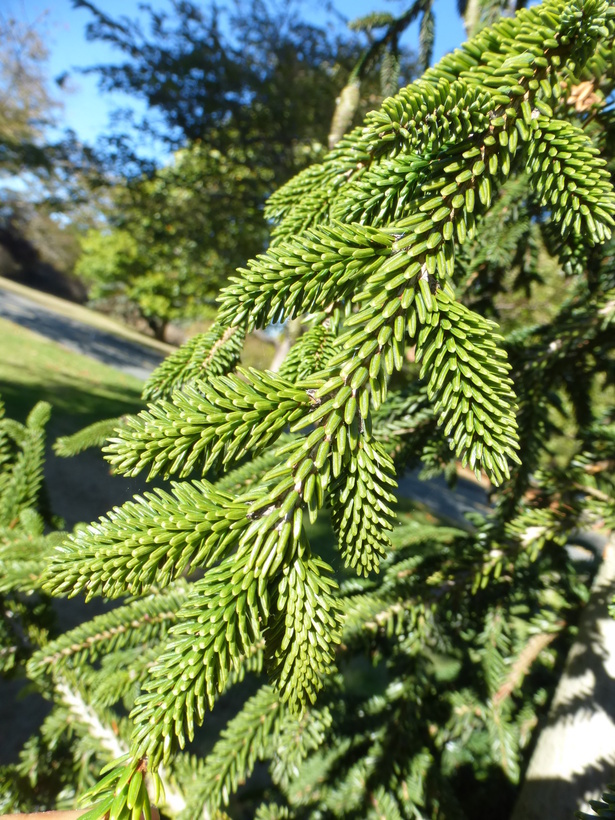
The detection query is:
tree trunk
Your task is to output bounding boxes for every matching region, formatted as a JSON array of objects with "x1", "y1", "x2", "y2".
[
  {"x1": 511, "y1": 538, "x2": 615, "y2": 820},
  {"x1": 145, "y1": 316, "x2": 167, "y2": 342}
]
